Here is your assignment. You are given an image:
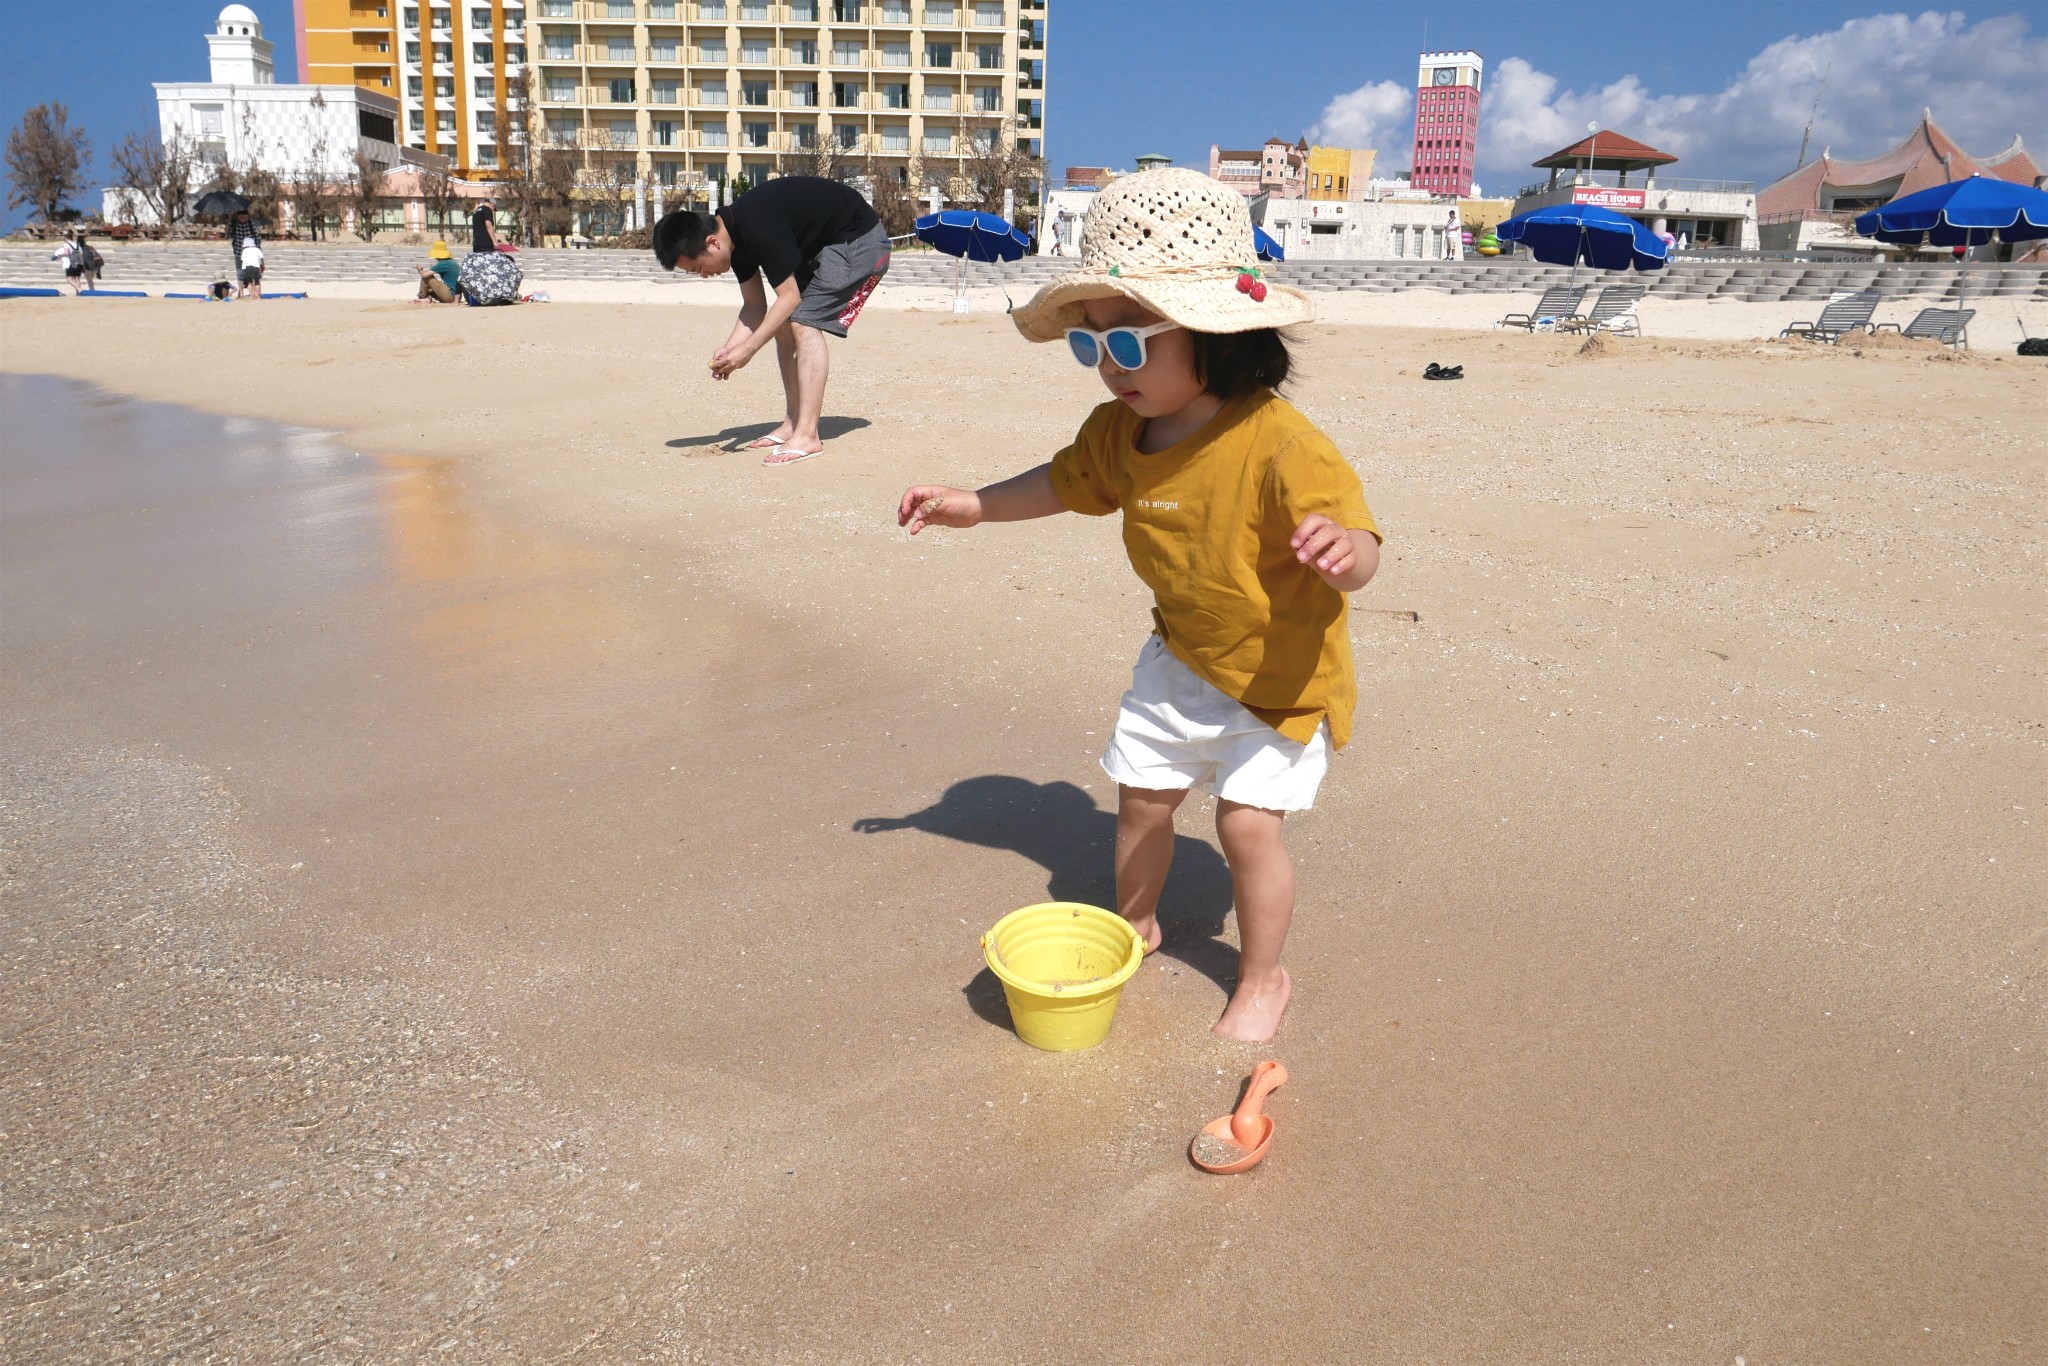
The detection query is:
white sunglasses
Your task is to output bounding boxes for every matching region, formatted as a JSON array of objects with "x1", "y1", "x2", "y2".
[{"x1": 1065, "y1": 321, "x2": 1180, "y2": 370}]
